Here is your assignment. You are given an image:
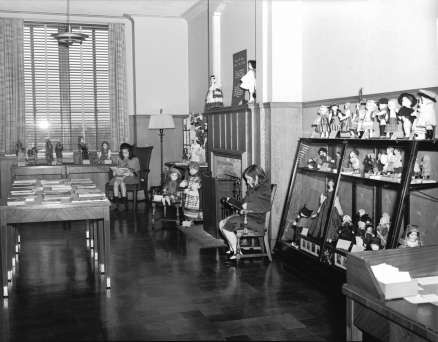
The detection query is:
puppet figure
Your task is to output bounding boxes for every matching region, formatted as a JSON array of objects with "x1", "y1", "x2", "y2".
[
  {"x1": 413, "y1": 89, "x2": 437, "y2": 140},
  {"x1": 240, "y1": 60, "x2": 256, "y2": 103},
  {"x1": 398, "y1": 93, "x2": 417, "y2": 138}
]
